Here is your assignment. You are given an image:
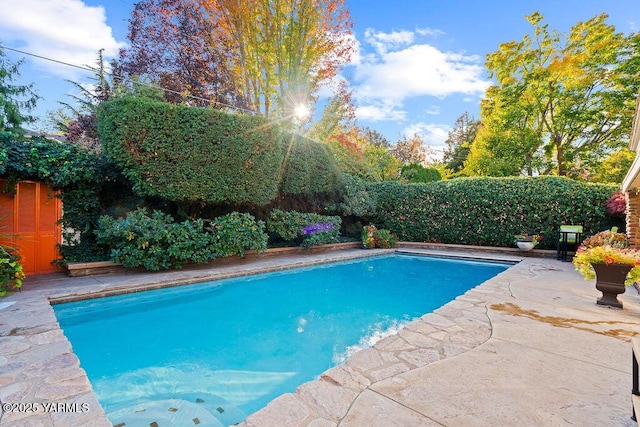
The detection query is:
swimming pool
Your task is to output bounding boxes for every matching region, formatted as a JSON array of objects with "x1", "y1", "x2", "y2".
[{"x1": 54, "y1": 254, "x2": 509, "y2": 426}]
